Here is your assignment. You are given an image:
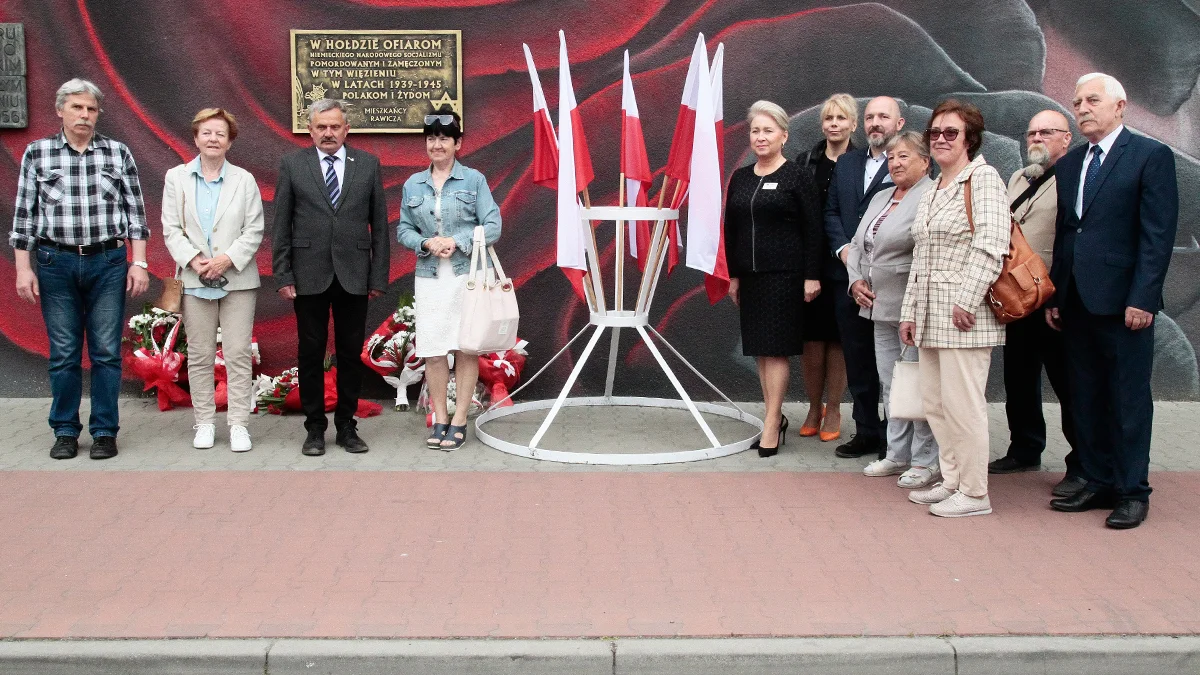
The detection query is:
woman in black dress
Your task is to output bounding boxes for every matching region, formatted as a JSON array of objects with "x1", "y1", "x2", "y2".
[
  {"x1": 798, "y1": 93, "x2": 858, "y2": 442},
  {"x1": 725, "y1": 100, "x2": 823, "y2": 456}
]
